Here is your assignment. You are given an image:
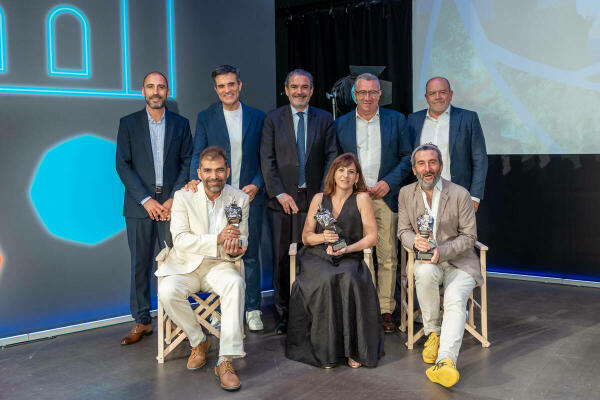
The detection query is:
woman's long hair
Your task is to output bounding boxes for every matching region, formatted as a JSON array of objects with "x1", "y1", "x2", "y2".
[{"x1": 323, "y1": 153, "x2": 368, "y2": 197}]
